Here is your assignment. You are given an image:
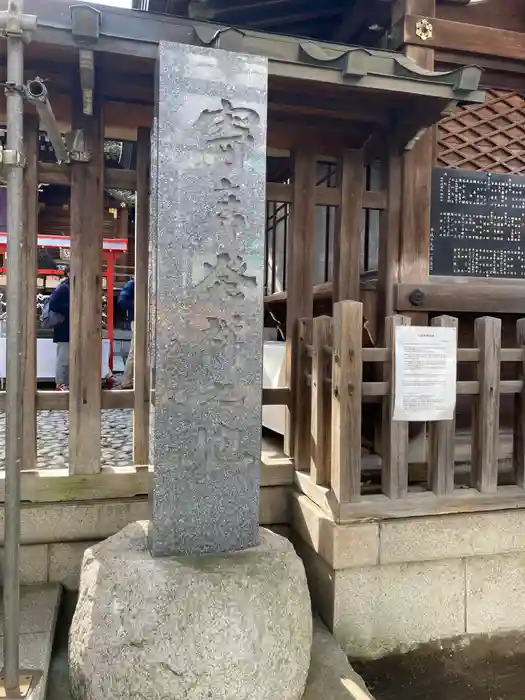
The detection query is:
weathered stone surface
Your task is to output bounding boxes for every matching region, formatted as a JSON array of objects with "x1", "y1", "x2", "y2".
[
  {"x1": 292, "y1": 494, "x2": 379, "y2": 570},
  {"x1": 380, "y1": 510, "x2": 525, "y2": 565},
  {"x1": 333, "y1": 559, "x2": 465, "y2": 658},
  {"x1": 466, "y1": 552, "x2": 525, "y2": 635},
  {"x1": 149, "y1": 42, "x2": 268, "y2": 556},
  {"x1": 69, "y1": 523, "x2": 312, "y2": 700},
  {"x1": 303, "y1": 620, "x2": 374, "y2": 700}
]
